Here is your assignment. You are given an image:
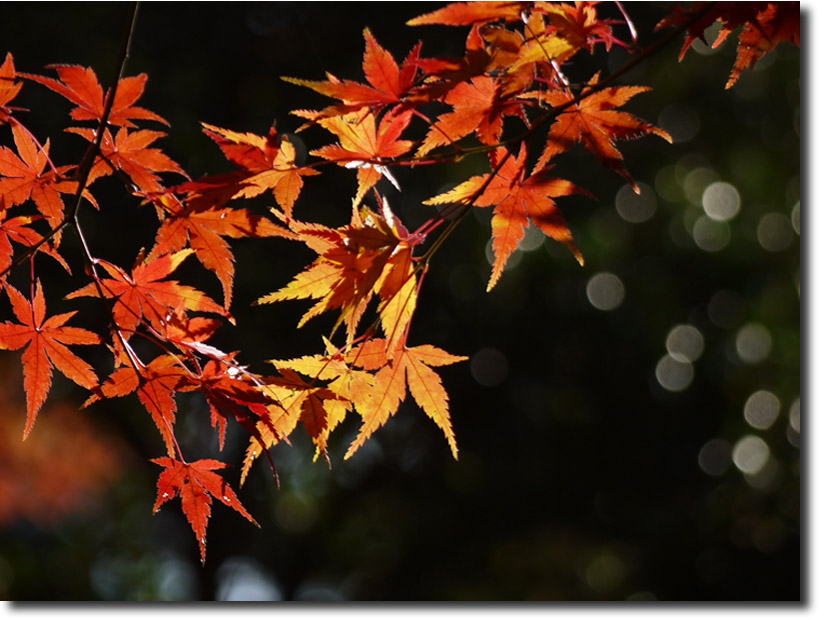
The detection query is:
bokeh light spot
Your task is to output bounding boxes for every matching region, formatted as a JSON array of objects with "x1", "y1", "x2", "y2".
[
  {"x1": 735, "y1": 323, "x2": 772, "y2": 364},
  {"x1": 470, "y1": 348, "x2": 509, "y2": 387},
  {"x1": 732, "y1": 435, "x2": 770, "y2": 474},
  {"x1": 586, "y1": 272, "x2": 625, "y2": 311},
  {"x1": 702, "y1": 181, "x2": 741, "y2": 221},
  {"x1": 789, "y1": 398, "x2": 800, "y2": 433},
  {"x1": 655, "y1": 354, "x2": 694, "y2": 392},
  {"x1": 684, "y1": 167, "x2": 720, "y2": 204},
  {"x1": 616, "y1": 182, "x2": 657, "y2": 223},
  {"x1": 665, "y1": 324, "x2": 704, "y2": 362},
  {"x1": 791, "y1": 201, "x2": 800, "y2": 234},
  {"x1": 757, "y1": 212, "x2": 794, "y2": 251},
  {"x1": 693, "y1": 216, "x2": 731, "y2": 252},
  {"x1": 698, "y1": 438, "x2": 733, "y2": 476},
  {"x1": 743, "y1": 390, "x2": 781, "y2": 430}
]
